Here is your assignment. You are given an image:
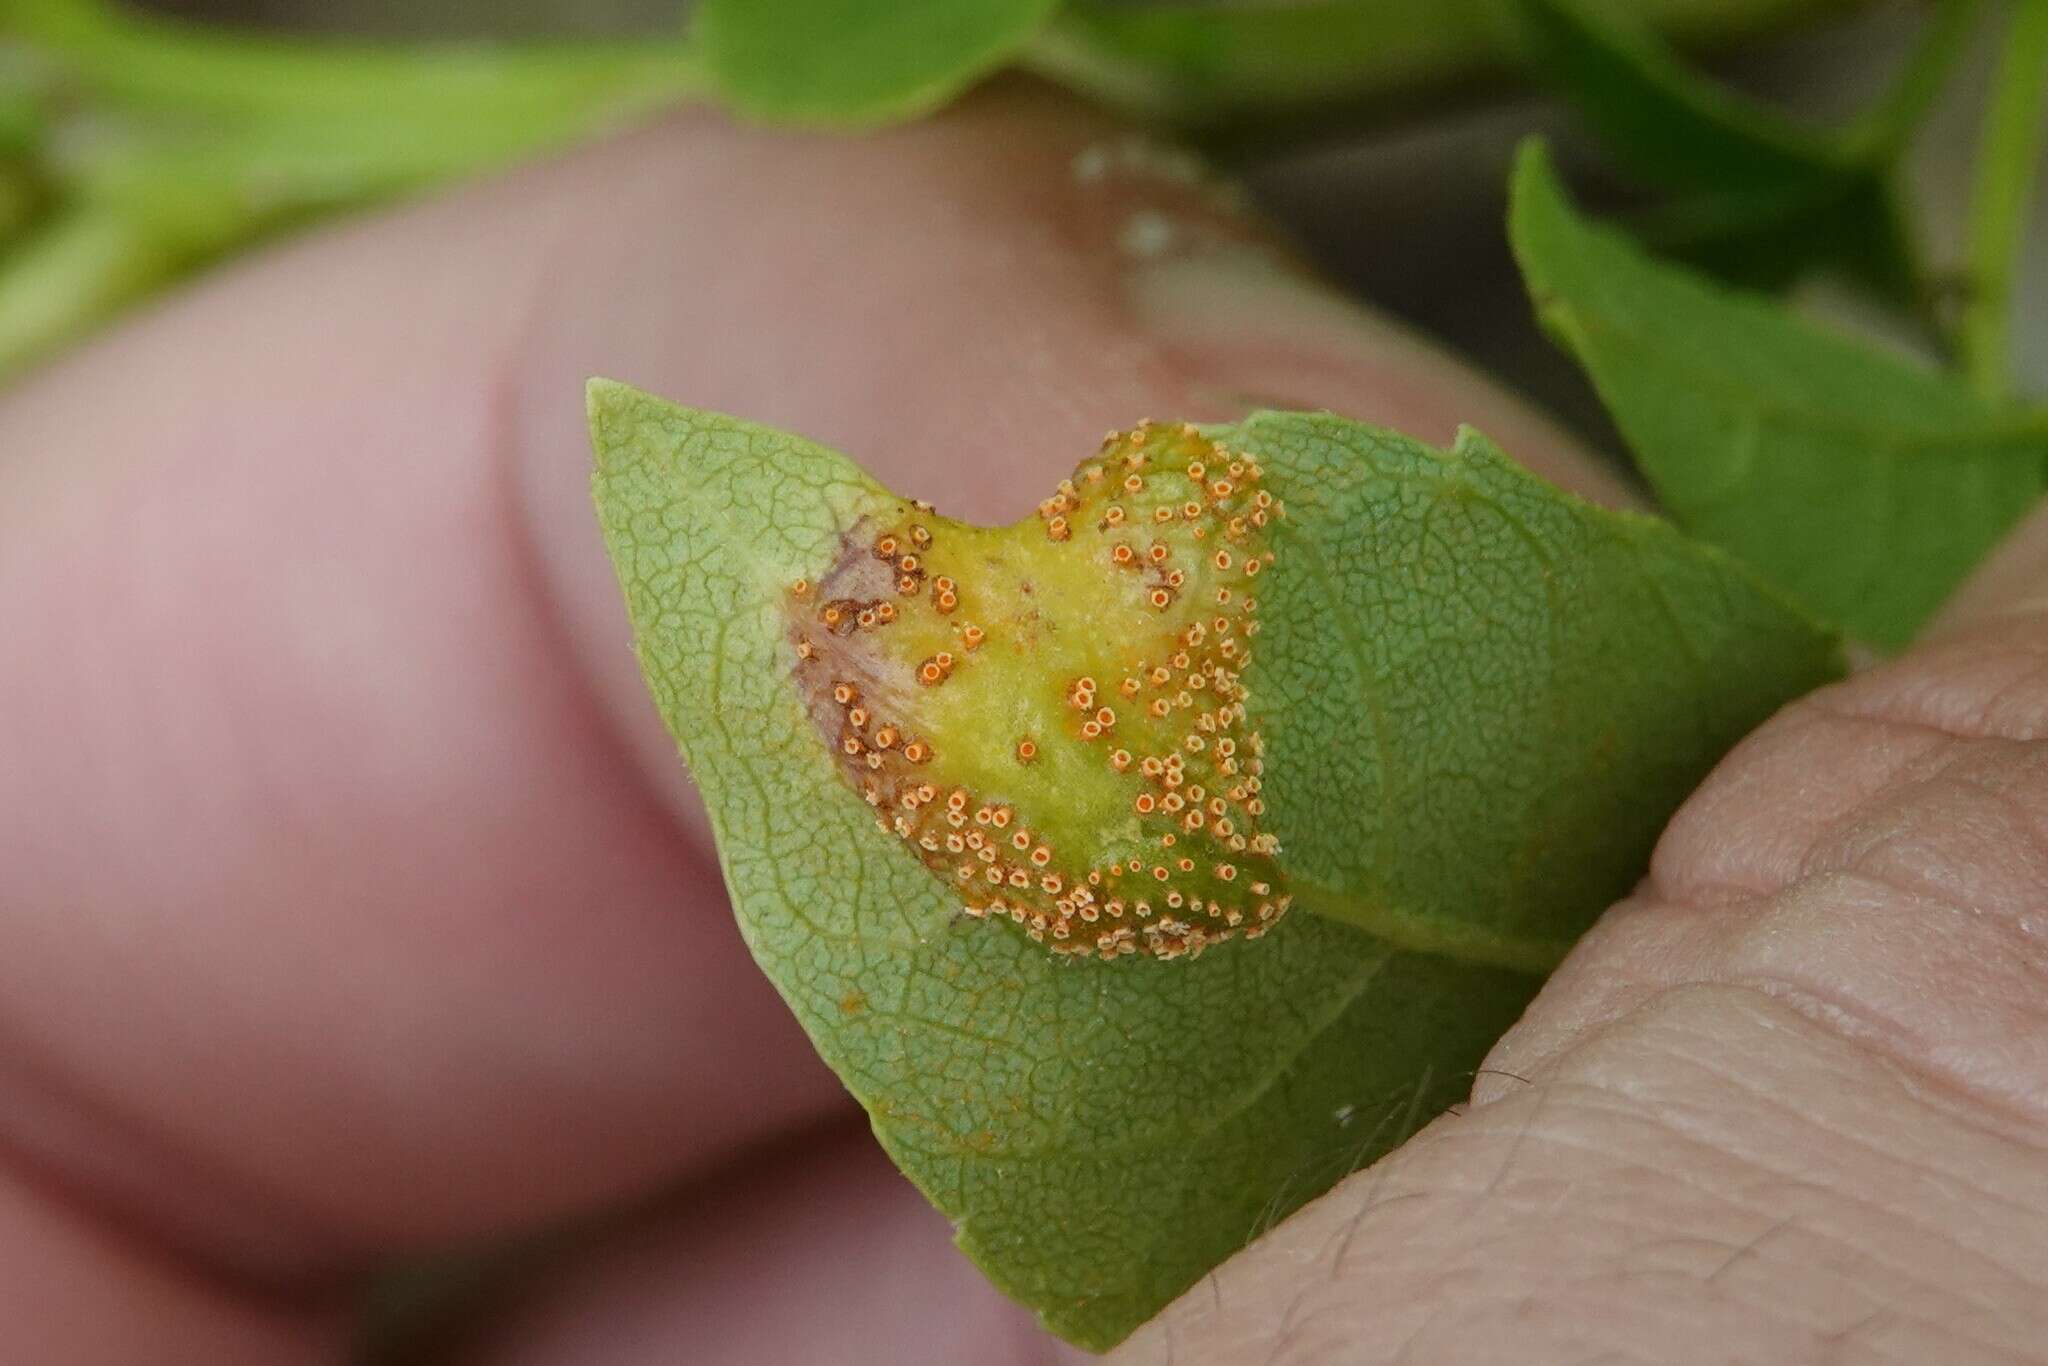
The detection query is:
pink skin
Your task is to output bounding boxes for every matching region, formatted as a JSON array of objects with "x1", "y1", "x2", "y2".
[{"x1": 0, "y1": 82, "x2": 2040, "y2": 1363}]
